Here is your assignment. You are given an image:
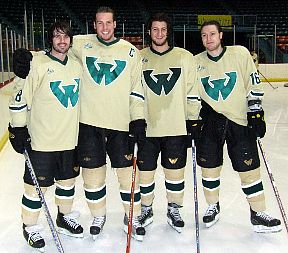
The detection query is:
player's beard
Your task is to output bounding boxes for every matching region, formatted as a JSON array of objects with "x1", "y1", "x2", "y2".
[
  {"x1": 151, "y1": 37, "x2": 168, "y2": 47},
  {"x1": 52, "y1": 43, "x2": 69, "y2": 54}
]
